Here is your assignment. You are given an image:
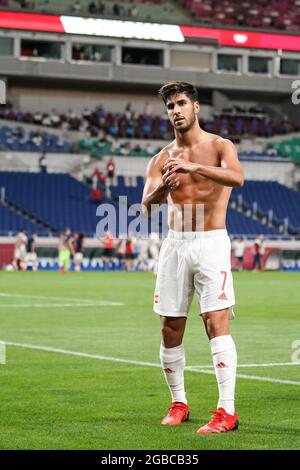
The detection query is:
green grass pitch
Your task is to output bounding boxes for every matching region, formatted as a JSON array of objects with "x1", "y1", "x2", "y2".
[{"x1": 0, "y1": 271, "x2": 299, "y2": 450}]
